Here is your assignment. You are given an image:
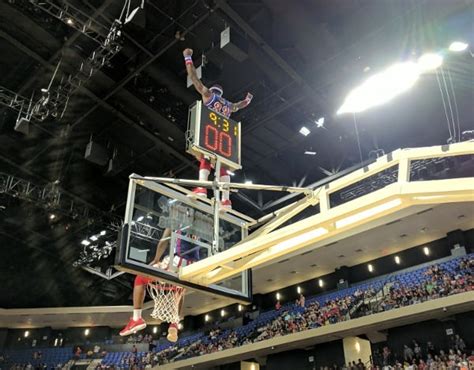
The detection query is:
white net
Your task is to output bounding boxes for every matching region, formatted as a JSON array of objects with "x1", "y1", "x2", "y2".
[{"x1": 147, "y1": 281, "x2": 185, "y2": 324}]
